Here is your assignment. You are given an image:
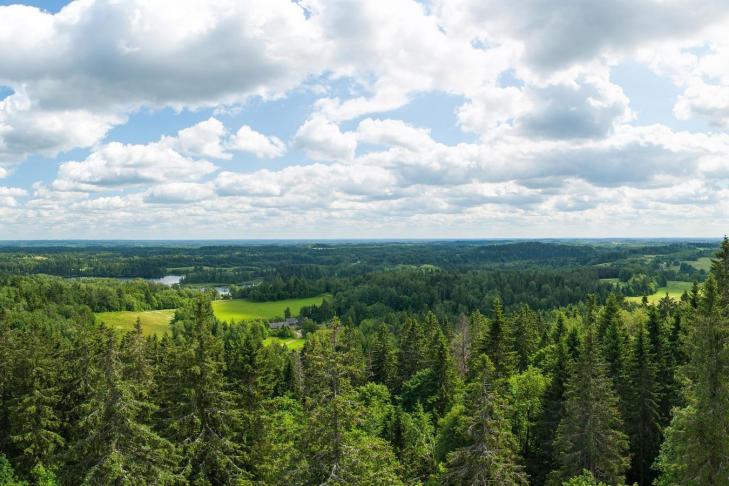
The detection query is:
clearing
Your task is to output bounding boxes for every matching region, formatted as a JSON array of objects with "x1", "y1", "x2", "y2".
[
  {"x1": 95, "y1": 309, "x2": 175, "y2": 336},
  {"x1": 211, "y1": 295, "x2": 327, "y2": 323},
  {"x1": 626, "y1": 281, "x2": 693, "y2": 304}
]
